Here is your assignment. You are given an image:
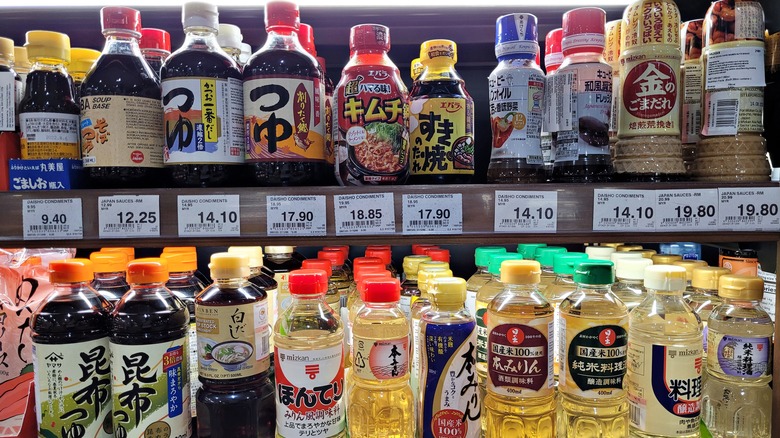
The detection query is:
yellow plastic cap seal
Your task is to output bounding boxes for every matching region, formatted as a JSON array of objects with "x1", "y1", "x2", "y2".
[
  {"x1": 500, "y1": 260, "x2": 541, "y2": 285},
  {"x1": 127, "y1": 258, "x2": 169, "y2": 284},
  {"x1": 50, "y1": 258, "x2": 94, "y2": 283},
  {"x1": 419, "y1": 261, "x2": 449, "y2": 273},
  {"x1": 101, "y1": 247, "x2": 135, "y2": 261},
  {"x1": 14, "y1": 47, "x2": 31, "y2": 70},
  {"x1": 228, "y1": 246, "x2": 264, "y2": 268},
  {"x1": 264, "y1": 246, "x2": 294, "y2": 255},
  {"x1": 411, "y1": 57, "x2": 424, "y2": 80},
  {"x1": 718, "y1": 274, "x2": 764, "y2": 300},
  {"x1": 651, "y1": 254, "x2": 683, "y2": 265},
  {"x1": 70, "y1": 48, "x2": 100, "y2": 74},
  {"x1": 672, "y1": 260, "x2": 708, "y2": 281},
  {"x1": 403, "y1": 255, "x2": 432, "y2": 275},
  {"x1": 209, "y1": 252, "x2": 250, "y2": 279},
  {"x1": 90, "y1": 251, "x2": 127, "y2": 273},
  {"x1": 616, "y1": 245, "x2": 643, "y2": 252},
  {"x1": 691, "y1": 266, "x2": 731, "y2": 290},
  {"x1": 161, "y1": 251, "x2": 198, "y2": 273},
  {"x1": 644, "y1": 265, "x2": 687, "y2": 291},
  {"x1": 429, "y1": 277, "x2": 466, "y2": 309},
  {"x1": 418, "y1": 268, "x2": 453, "y2": 294},
  {"x1": 420, "y1": 39, "x2": 457, "y2": 64},
  {"x1": 25, "y1": 31, "x2": 71, "y2": 63},
  {"x1": 0, "y1": 38, "x2": 14, "y2": 59}
]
